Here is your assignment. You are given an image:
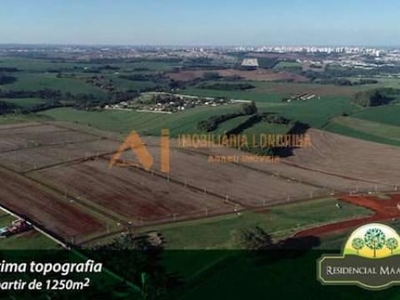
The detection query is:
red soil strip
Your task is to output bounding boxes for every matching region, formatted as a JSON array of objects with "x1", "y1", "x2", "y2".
[{"x1": 294, "y1": 194, "x2": 400, "y2": 237}]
